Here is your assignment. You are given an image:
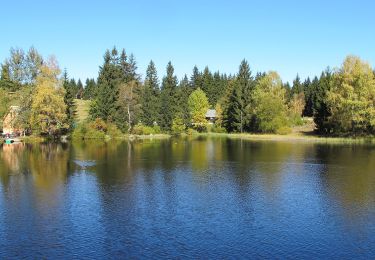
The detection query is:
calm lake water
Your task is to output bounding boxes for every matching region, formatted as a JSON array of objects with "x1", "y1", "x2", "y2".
[{"x1": 1, "y1": 137, "x2": 375, "y2": 259}]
